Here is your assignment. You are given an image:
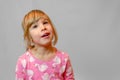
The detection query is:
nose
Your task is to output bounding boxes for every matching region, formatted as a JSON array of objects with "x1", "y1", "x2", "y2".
[{"x1": 41, "y1": 24, "x2": 46, "y2": 31}]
